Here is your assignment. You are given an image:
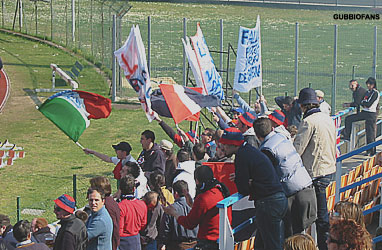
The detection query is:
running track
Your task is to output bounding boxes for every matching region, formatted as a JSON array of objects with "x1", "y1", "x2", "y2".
[{"x1": 0, "y1": 69, "x2": 10, "y2": 112}]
